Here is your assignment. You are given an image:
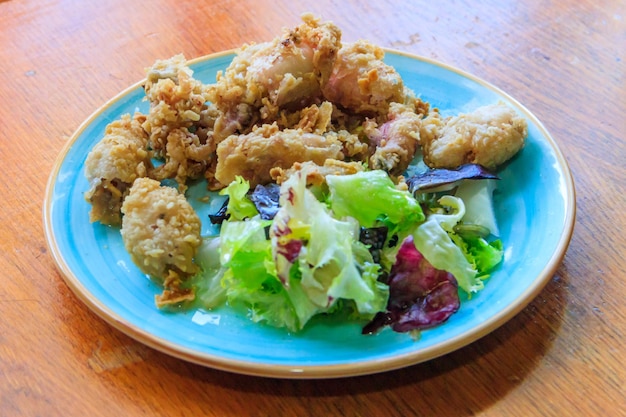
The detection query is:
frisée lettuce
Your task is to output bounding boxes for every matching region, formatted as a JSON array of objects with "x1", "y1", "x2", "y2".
[
  {"x1": 195, "y1": 167, "x2": 504, "y2": 334},
  {"x1": 326, "y1": 170, "x2": 425, "y2": 230},
  {"x1": 271, "y1": 168, "x2": 389, "y2": 322}
]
